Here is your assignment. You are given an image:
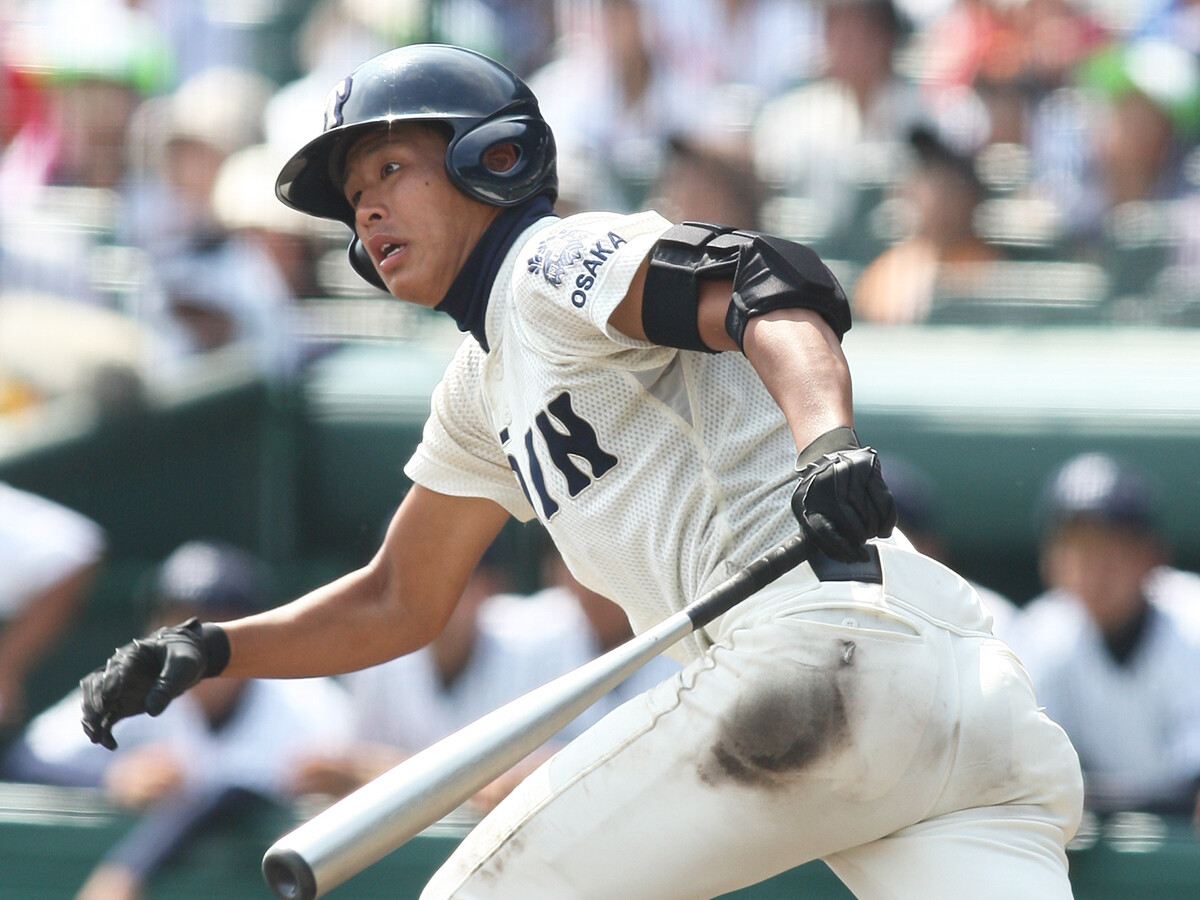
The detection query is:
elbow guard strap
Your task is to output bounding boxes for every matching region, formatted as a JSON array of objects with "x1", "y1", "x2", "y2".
[{"x1": 642, "y1": 222, "x2": 851, "y2": 352}]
